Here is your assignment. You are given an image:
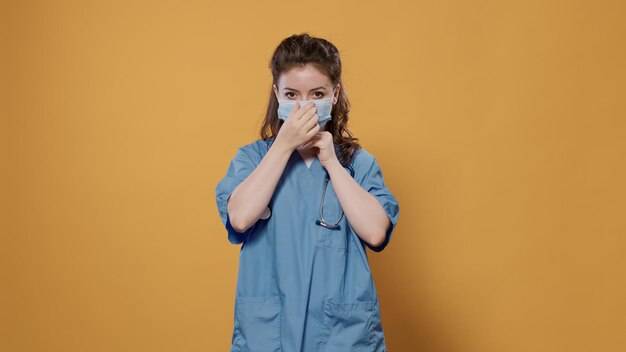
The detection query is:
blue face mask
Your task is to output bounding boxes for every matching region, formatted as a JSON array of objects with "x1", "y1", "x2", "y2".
[{"x1": 277, "y1": 96, "x2": 334, "y2": 129}]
